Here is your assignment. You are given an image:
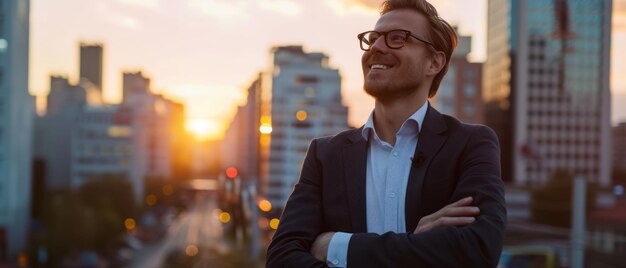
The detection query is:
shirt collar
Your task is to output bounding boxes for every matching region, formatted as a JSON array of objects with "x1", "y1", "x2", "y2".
[{"x1": 361, "y1": 101, "x2": 428, "y2": 141}]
